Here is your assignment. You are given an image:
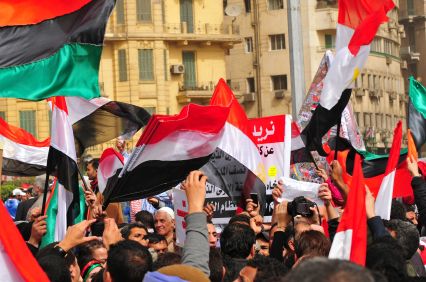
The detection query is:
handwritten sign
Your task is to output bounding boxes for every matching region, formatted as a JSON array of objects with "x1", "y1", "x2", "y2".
[
  {"x1": 205, "y1": 182, "x2": 238, "y2": 224},
  {"x1": 172, "y1": 189, "x2": 188, "y2": 247},
  {"x1": 279, "y1": 177, "x2": 323, "y2": 206}
]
